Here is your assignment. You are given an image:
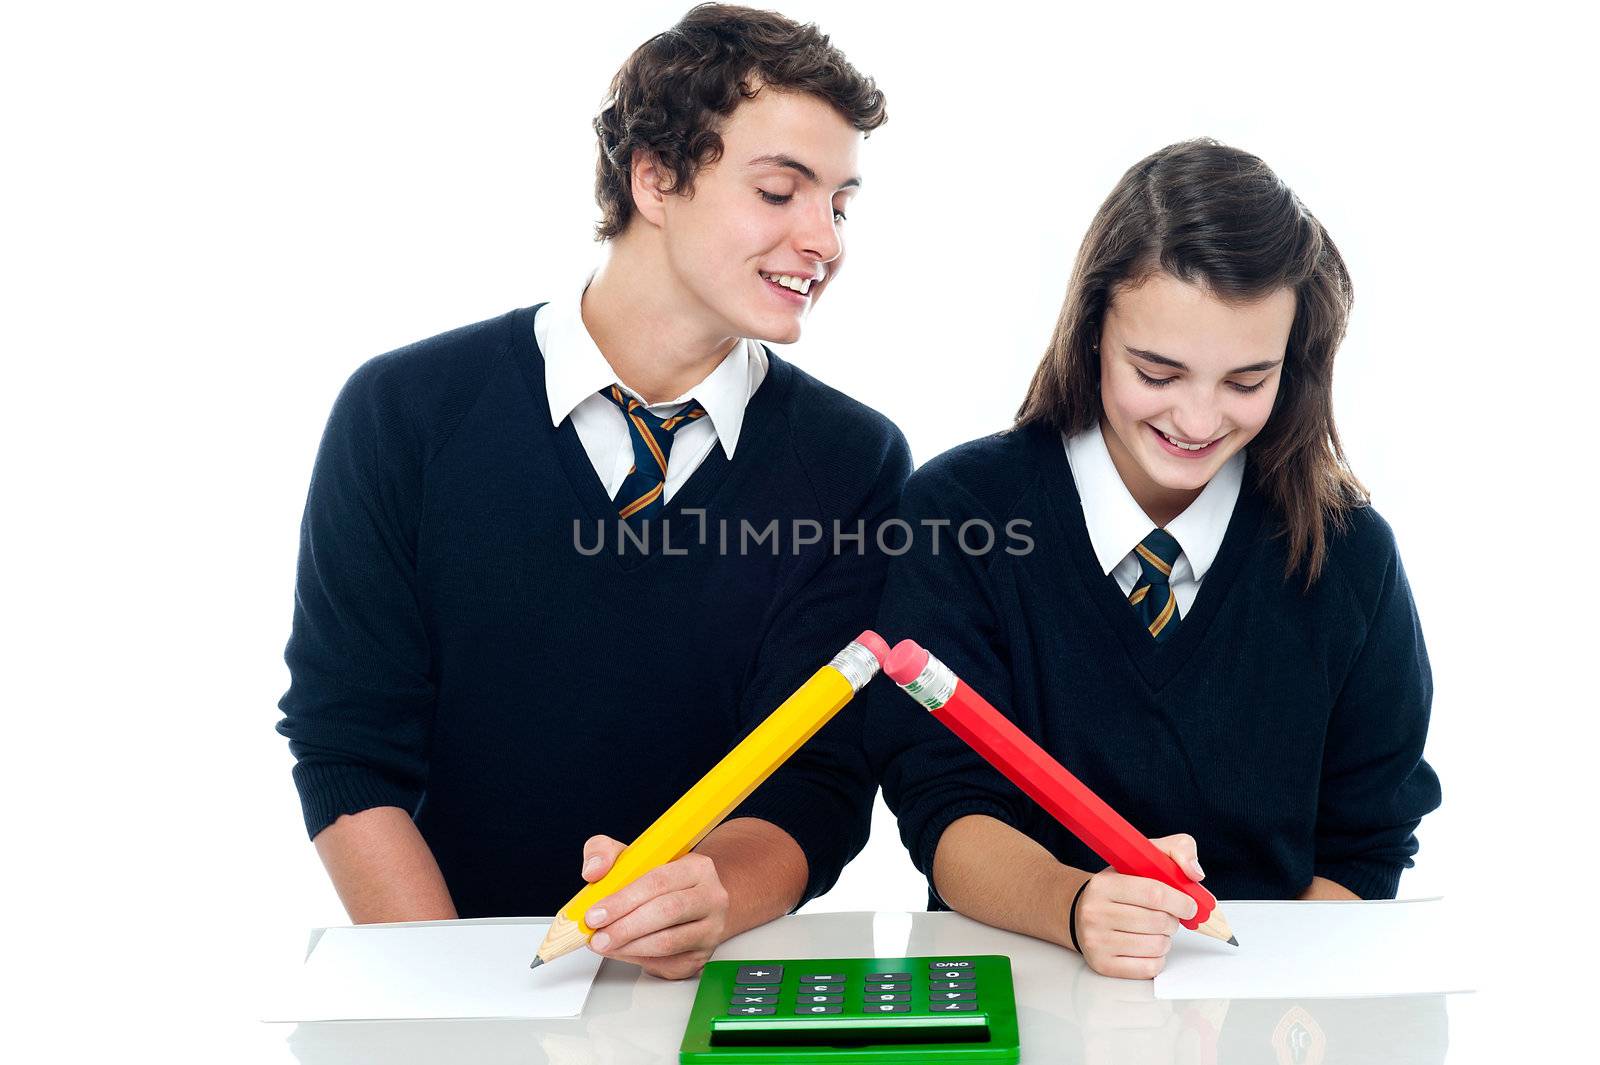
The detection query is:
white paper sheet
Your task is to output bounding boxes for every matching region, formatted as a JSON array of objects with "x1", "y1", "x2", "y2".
[
  {"x1": 1154, "y1": 898, "x2": 1472, "y2": 1000},
  {"x1": 263, "y1": 921, "x2": 604, "y2": 1021}
]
